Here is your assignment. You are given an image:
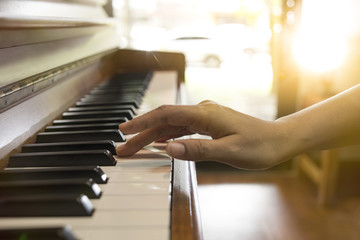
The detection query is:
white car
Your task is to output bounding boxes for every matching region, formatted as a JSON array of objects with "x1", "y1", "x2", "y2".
[{"x1": 165, "y1": 35, "x2": 225, "y2": 68}]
